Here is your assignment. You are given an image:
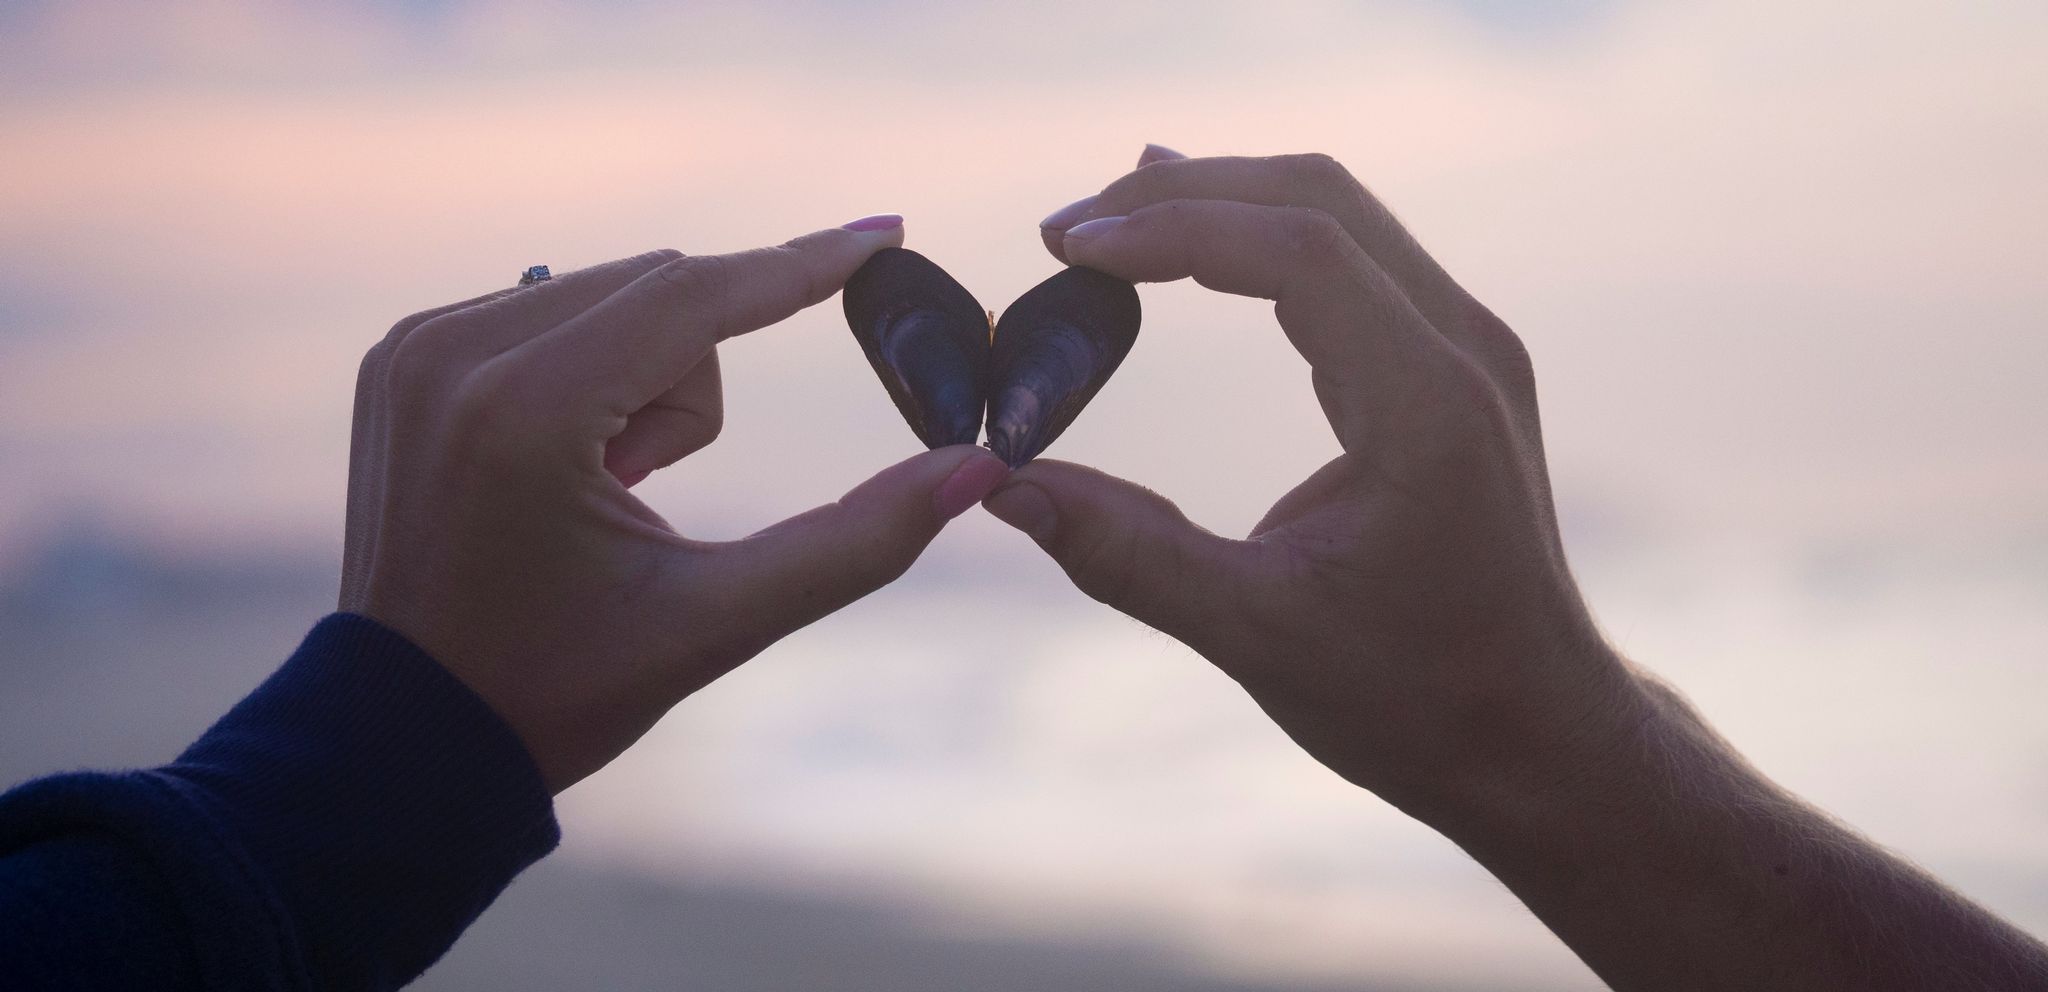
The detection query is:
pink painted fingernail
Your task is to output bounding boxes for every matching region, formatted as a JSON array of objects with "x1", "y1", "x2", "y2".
[
  {"x1": 1040, "y1": 194, "x2": 1100, "y2": 231},
  {"x1": 1063, "y1": 215, "x2": 1127, "y2": 244},
  {"x1": 933, "y1": 451, "x2": 1010, "y2": 521},
  {"x1": 842, "y1": 213, "x2": 904, "y2": 232}
]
